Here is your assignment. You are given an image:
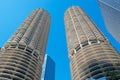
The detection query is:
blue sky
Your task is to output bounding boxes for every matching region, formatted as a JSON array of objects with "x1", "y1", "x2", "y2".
[{"x1": 0, "y1": 0, "x2": 120, "y2": 80}]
